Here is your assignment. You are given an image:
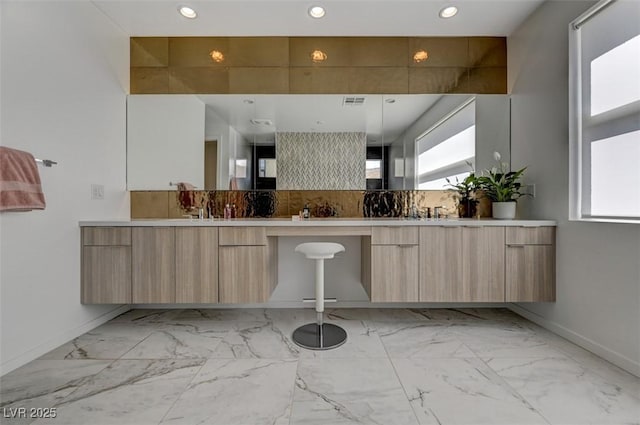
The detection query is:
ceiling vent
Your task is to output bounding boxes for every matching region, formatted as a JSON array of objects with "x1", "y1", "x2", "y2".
[
  {"x1": 250, "y1": 119, "x2": 274, "y2": 126},
  {"x1": 342, "y1": 96, "x2": 366, "y2": 106}
]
